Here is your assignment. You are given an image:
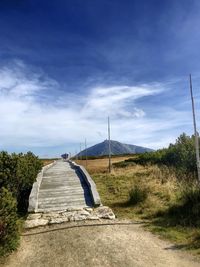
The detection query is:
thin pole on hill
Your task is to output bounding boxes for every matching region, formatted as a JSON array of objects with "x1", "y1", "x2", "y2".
[
  {"x1": 189, "y1": 74, "x2": 200, "y2": 182},
  {"x1": 85, "y1": 138, "x2": 88, "y2": 169},
  {"x1": 108, "y1": 116, "x2": 111, "y2": 173},
  {"x1": 80, "y1": 143, "x2": 82, "y2": 161}
]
